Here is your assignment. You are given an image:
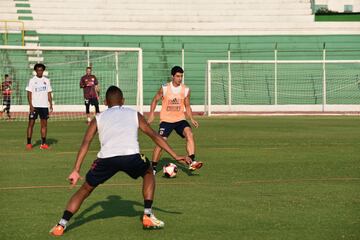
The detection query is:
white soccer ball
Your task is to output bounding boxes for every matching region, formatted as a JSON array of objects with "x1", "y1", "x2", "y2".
[{"x1": 163, "y1": 163, "x2": 178, "y2": 178}]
